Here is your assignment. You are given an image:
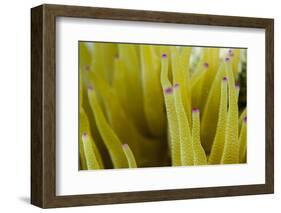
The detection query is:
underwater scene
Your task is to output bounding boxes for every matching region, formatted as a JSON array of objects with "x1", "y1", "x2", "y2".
[{"x1": 79, "y1": 42, "x2": 247, "y2": 170}]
